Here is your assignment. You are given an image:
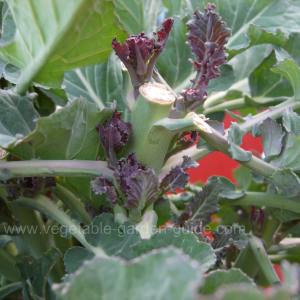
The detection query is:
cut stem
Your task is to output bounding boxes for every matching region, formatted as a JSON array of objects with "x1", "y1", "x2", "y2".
[{"x1": 131, "y1": 82, "x2": 176, "y2": 172}]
